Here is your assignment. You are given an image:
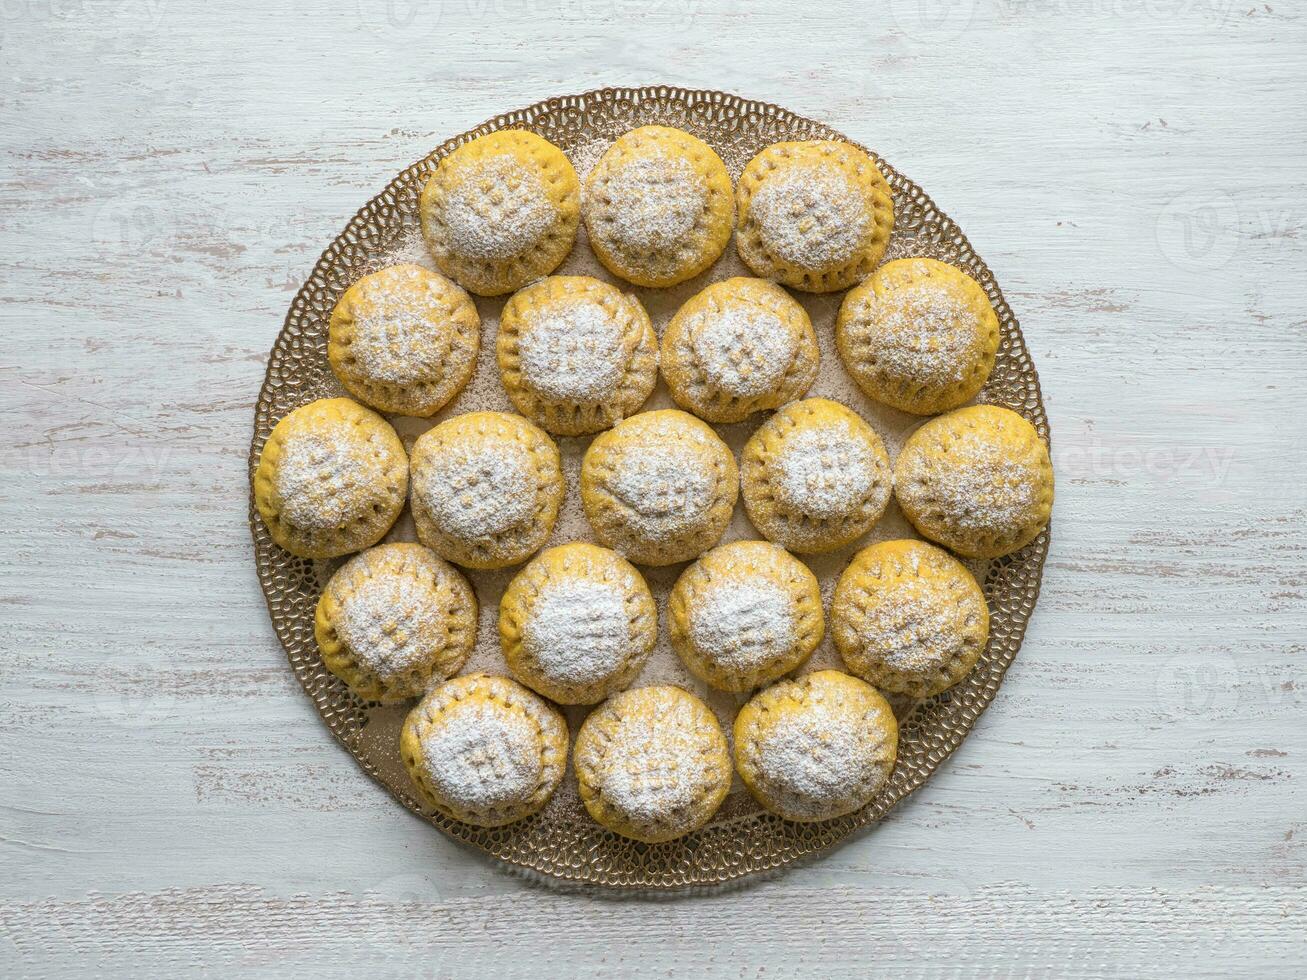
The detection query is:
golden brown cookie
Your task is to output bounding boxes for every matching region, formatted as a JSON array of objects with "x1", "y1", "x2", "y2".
[
  {"x1": 252, "y1": 397, "x2": 408, "y2": 559},
  {"x1": 315, "y1": 543, "x2": 477, "y2": 703},
  {"x1": 735, "y1": 141, "x2": 894, "y2": 292},
  {"x1": 573, "y1": 685, "x2": 732, "y2": 843},
  {"x1": 660, "y1": 277, "x2": 819, "y2": 423},
  {"x1": 836, "y1": 258, "x2": 999, "y2": 415},
  {"x1": 499, "y1": 543, "x2": 657, "y2": 704},
  {"x1": 894, "y1": 405, "x2": 1054, "y2": 559},
  {"x1": 582, "y1": 125, "x2": 734, "y2": 287},
  {"x1": 497, "y1": 275, "x2": 657, "y2": 436},
  {"x1": 409, "y1": 411, "x2": 563, "y2": 569},
  {"x1": 741, "y1": 398, "x2": 892, "y2": 554},
  {"x1": 580, "y1": 409, "x2": 738, "y2": 566},
  {"x1": 734, "y1": 669, "x2": 898, "y2": 822},
  {"x1": 400, "y1": 673, "x2": 568, "y2": 827},
  {"x1": 418, "y1": 130, "x2": 579, "y2": 296},
  {"x1": 327, "y1": 263, "x2": 480, "y2": 417},
  {"x1": 669, "y1": 540, "x2": 823, "y2": 692},
  {"x1": 832, "y1": 539, "x2": 988, "y2": 698}
]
